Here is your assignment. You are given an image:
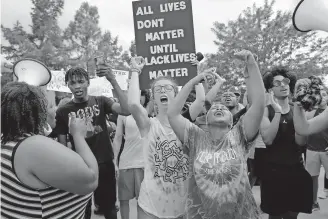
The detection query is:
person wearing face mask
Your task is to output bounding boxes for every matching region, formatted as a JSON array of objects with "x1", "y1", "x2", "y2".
[
  {"x1": 168, "y1": 50, "x2": 265, "y2": 219},
  {"x1": 259, "y1": 68, "x2": 312, "y2": 219},
  {"x1": 128, "y1": 56, "x2": 194, "y2": 219}
]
